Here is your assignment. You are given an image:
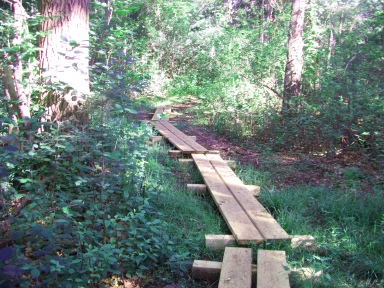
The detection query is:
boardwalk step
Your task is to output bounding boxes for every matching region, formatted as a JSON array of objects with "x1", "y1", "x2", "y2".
[
  {"x1": 192, "y1": 260, "x2": 257, "y2": 283},
  {"x1": 154, "y1": 121, "x2": 207, "y2": 154},
  {"x1": 192, "y1": 153, "x2": 264, "y2": 244},
  {"x1": 218, "y1": 247, "x2": 252, "y2": 288},
  {"x1": 207, "y1": 153, "x2": 290, "y2": 241},
  {"x1": 257, "y1": 250, "x2": 290, "y2": 288},
  {"x1": 205, "y1": 235, "x2": 236, "y2": 250},
  {"x1": 151, "y1": 106, "x2": 171, "y2": 121},
  {"x1": 187, "y1": 183, "x2": 261, "y2": 197}
]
